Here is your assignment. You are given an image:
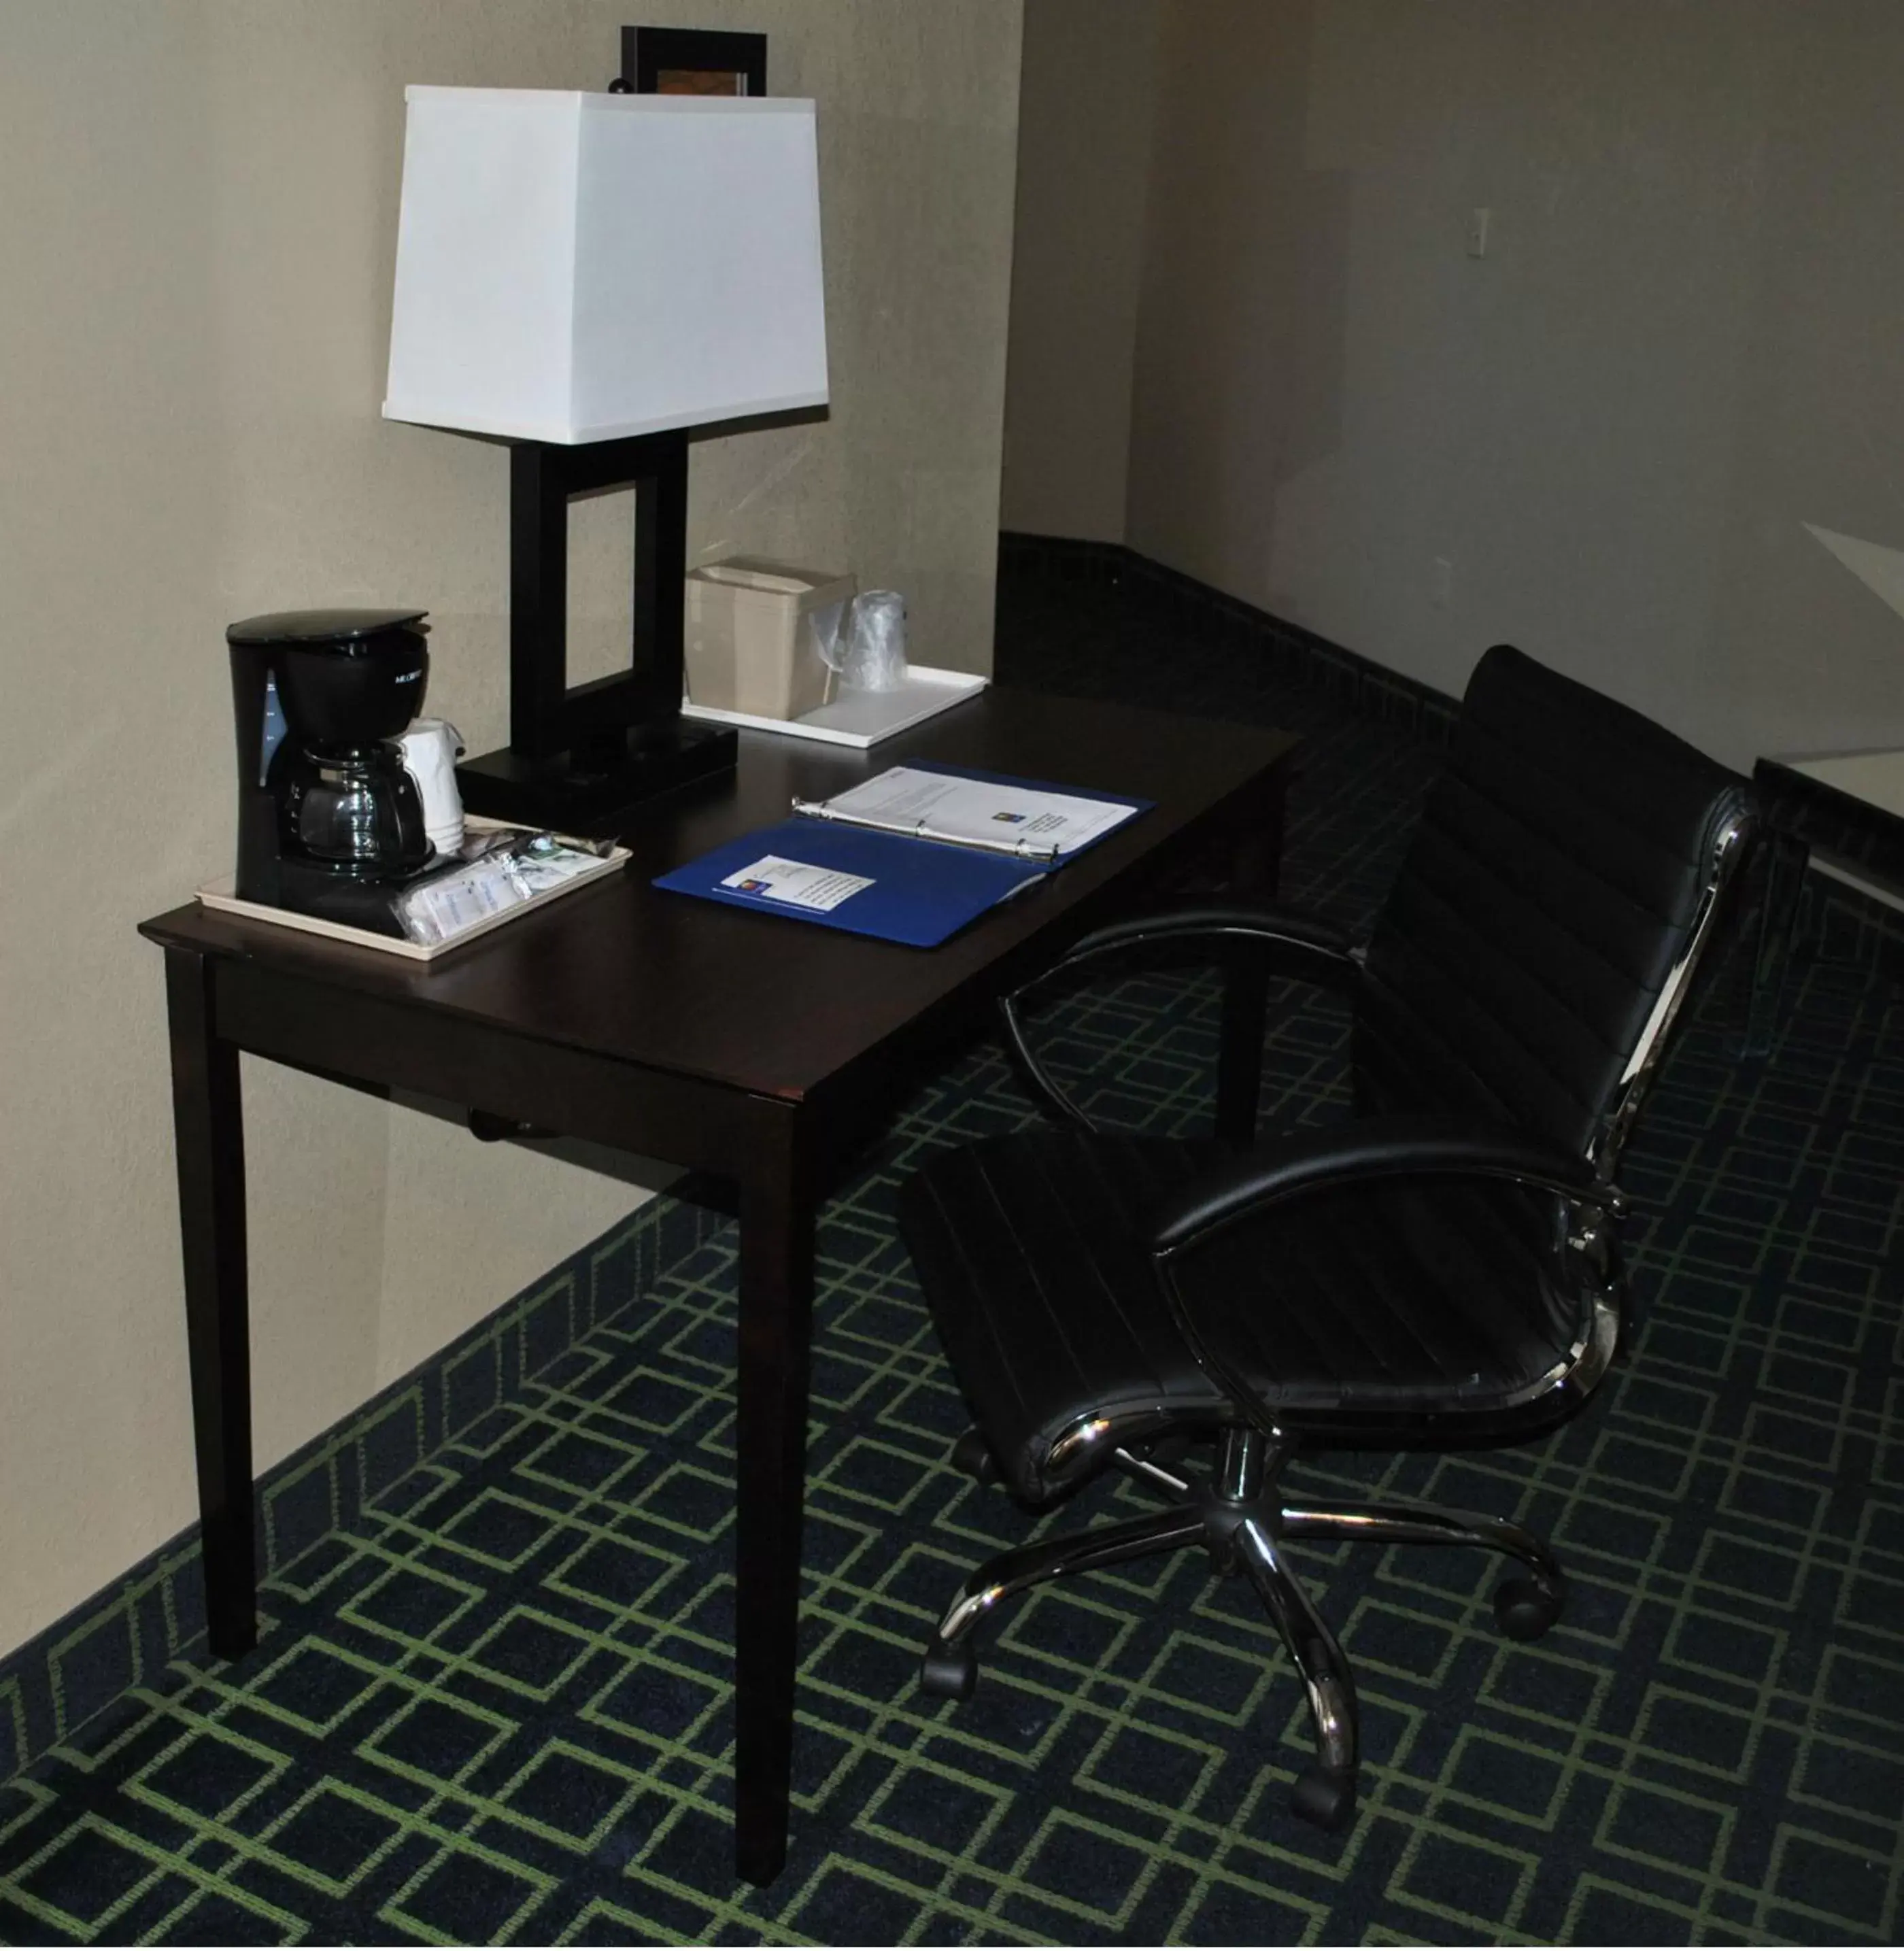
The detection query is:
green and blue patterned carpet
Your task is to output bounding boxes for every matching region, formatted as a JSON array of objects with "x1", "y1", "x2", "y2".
[{"x1": 2, "y1": 569, "x2": 1901, "y2": 1944}]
